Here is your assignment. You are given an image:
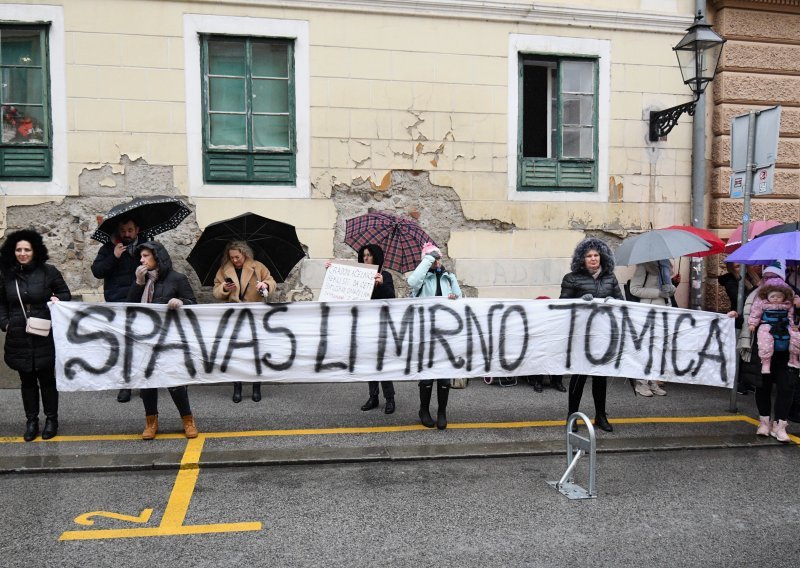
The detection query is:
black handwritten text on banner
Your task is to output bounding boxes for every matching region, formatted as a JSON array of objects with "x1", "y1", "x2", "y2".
[{"x1": 51, "y1": 298, "x2": 735, "y2": 391}]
